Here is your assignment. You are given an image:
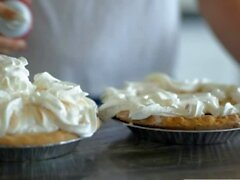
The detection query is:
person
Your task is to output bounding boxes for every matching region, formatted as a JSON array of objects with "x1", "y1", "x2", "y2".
[
  {"x1": 199, "y1": 0, "x2": 240, "y2": 63},
  {"x1": 0, "y1": 0, "x2": 239, "y2": 99},
  {"x1": 0, "y1": 0, "x2": 179, "y2": 100}
]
